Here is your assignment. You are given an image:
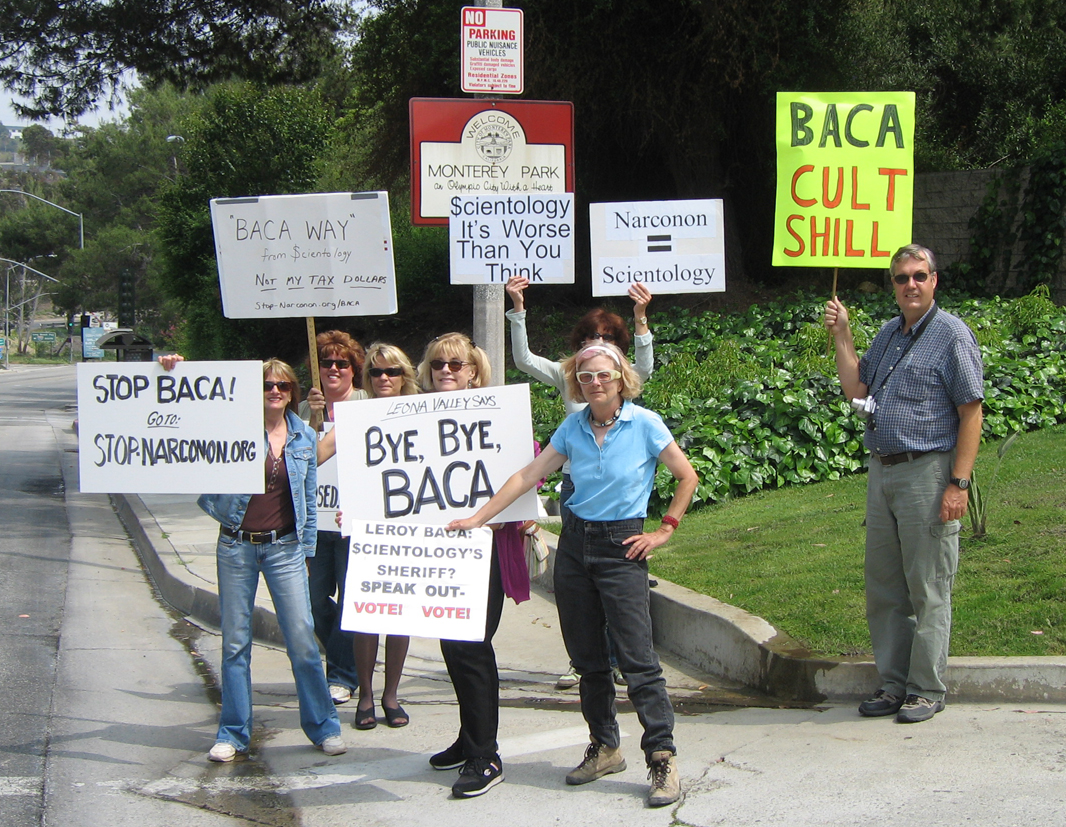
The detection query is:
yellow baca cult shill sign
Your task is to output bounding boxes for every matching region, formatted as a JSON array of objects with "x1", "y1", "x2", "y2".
[{"x1": 773, "y1": 92, "x2": 915, "y2": 268}]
